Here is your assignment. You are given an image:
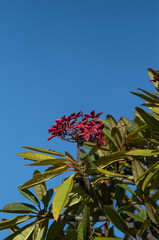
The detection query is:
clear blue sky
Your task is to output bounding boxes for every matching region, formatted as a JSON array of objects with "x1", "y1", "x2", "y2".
[{"x1": 0, "y1": 0, "x2": 159, "y2": 238}]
